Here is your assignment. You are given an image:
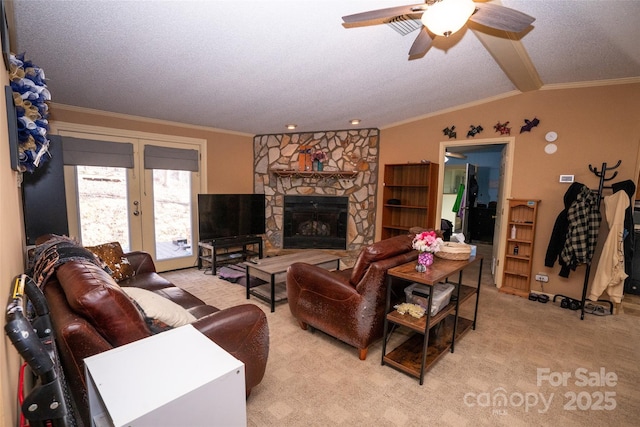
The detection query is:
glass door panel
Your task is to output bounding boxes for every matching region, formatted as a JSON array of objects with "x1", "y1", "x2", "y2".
[
  {"x1": 152, "y1": 169, "x2": 193, "y2": 260},
  {"x1": 76, "y1": 165, "x2": 131, "y2": 251}
]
